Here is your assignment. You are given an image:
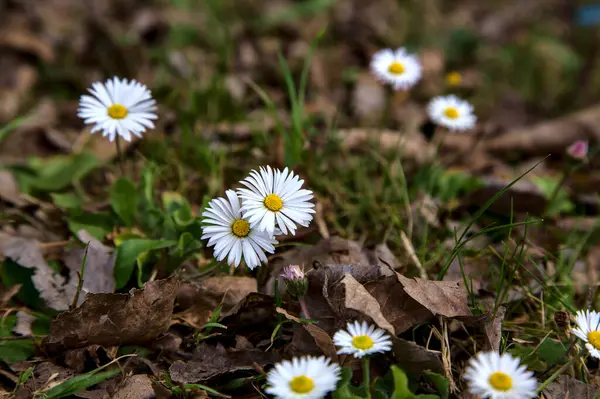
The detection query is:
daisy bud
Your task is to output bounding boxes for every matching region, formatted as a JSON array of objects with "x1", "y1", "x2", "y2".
[
  {"x1": 566, "y1": 140, "x2": 588, "y2": 160},
  {"x1": 280, "y1": 265, "x2": 308, "y2": 298}
]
